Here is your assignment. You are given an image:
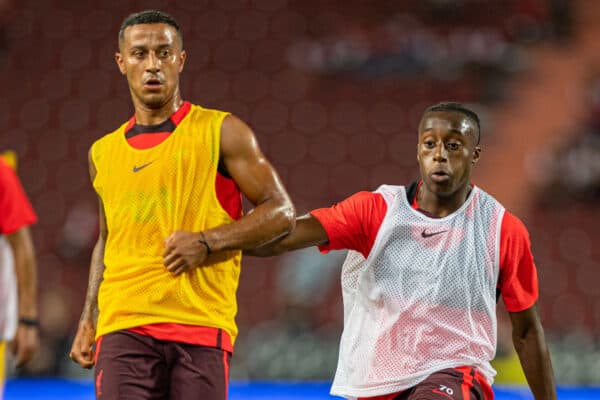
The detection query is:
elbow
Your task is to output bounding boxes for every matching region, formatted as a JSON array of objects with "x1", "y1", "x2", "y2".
[
  {"x1": 267, "y1": 196, "x2": 295, "y2": 237},
  {"x1": 513, "y1": 325, "x2": 532, "y2": 348},
  {"x1": 279, "y1": 202, "x2": 296, "y2": 235},
  {"x1": 512, "y1": 321, "x2": 544, "y2": 353},
  {"x1": 260, "y1": 200, "x2": 295, "y2": 250}
]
